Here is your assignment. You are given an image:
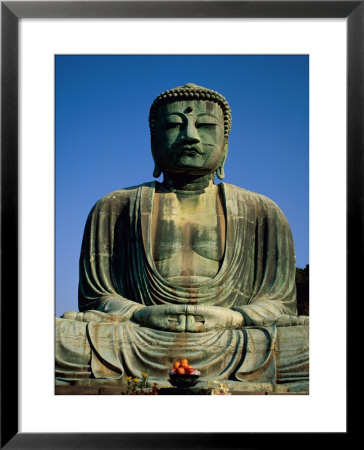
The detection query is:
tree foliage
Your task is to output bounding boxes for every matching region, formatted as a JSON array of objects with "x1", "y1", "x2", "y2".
[{"x1": 296, "y1": 264, "x2": 309, "y2": 316}]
